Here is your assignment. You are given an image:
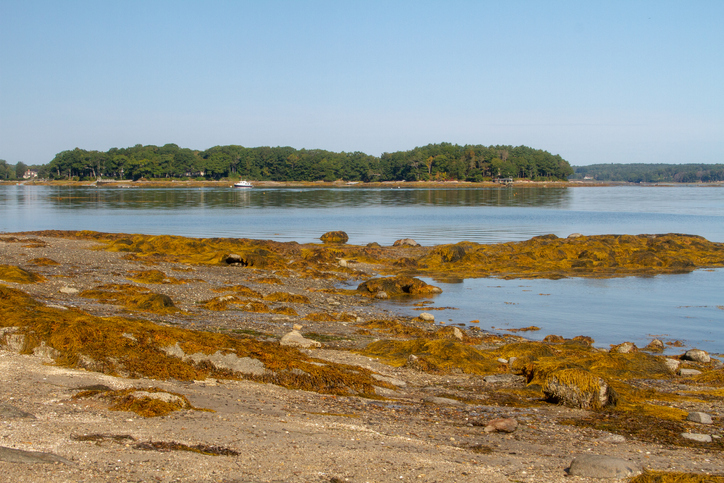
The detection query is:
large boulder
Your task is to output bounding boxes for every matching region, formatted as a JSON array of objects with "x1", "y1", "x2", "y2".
[
  {"x1": 357, "y1": 276, "x2": 442, "y2": 297},
  {"x1": 683, "y1": 349, "x2": 710, "y2": 363}
]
